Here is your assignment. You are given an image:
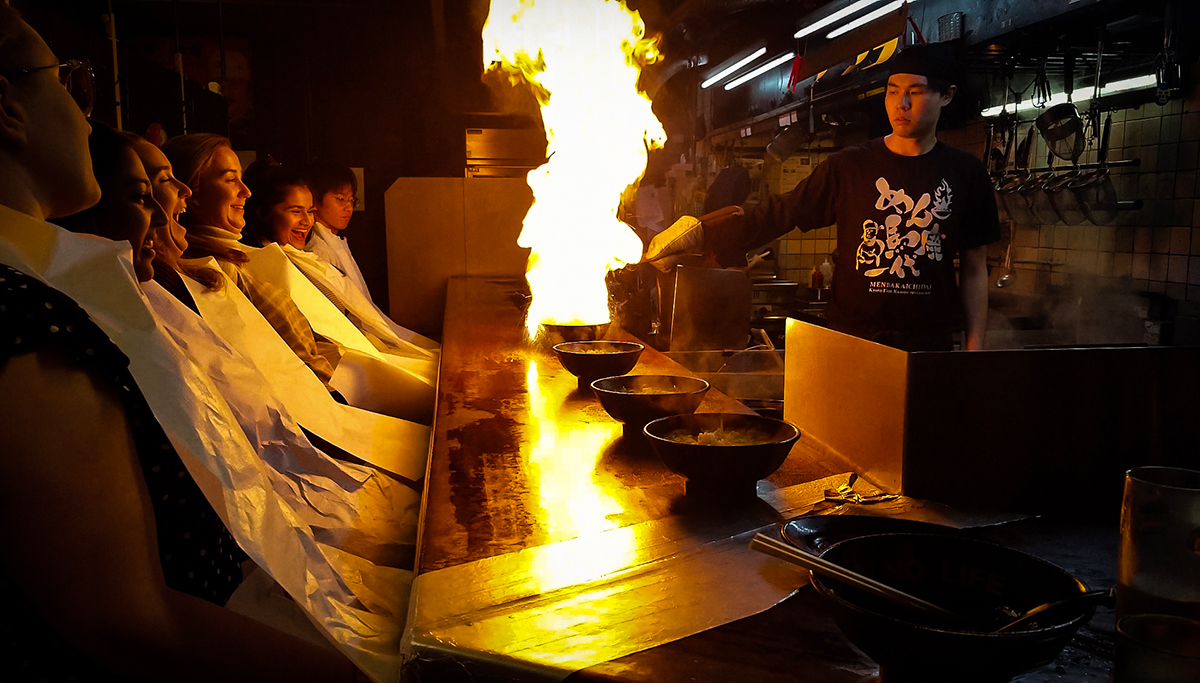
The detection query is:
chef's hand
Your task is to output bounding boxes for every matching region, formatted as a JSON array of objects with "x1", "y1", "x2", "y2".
[
  {"x1": 643, "y1": 206, "x2": 745, "y2": 273},
  {"x1": 644, "y1": 215, "x2": 704, "y2": 272}
]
